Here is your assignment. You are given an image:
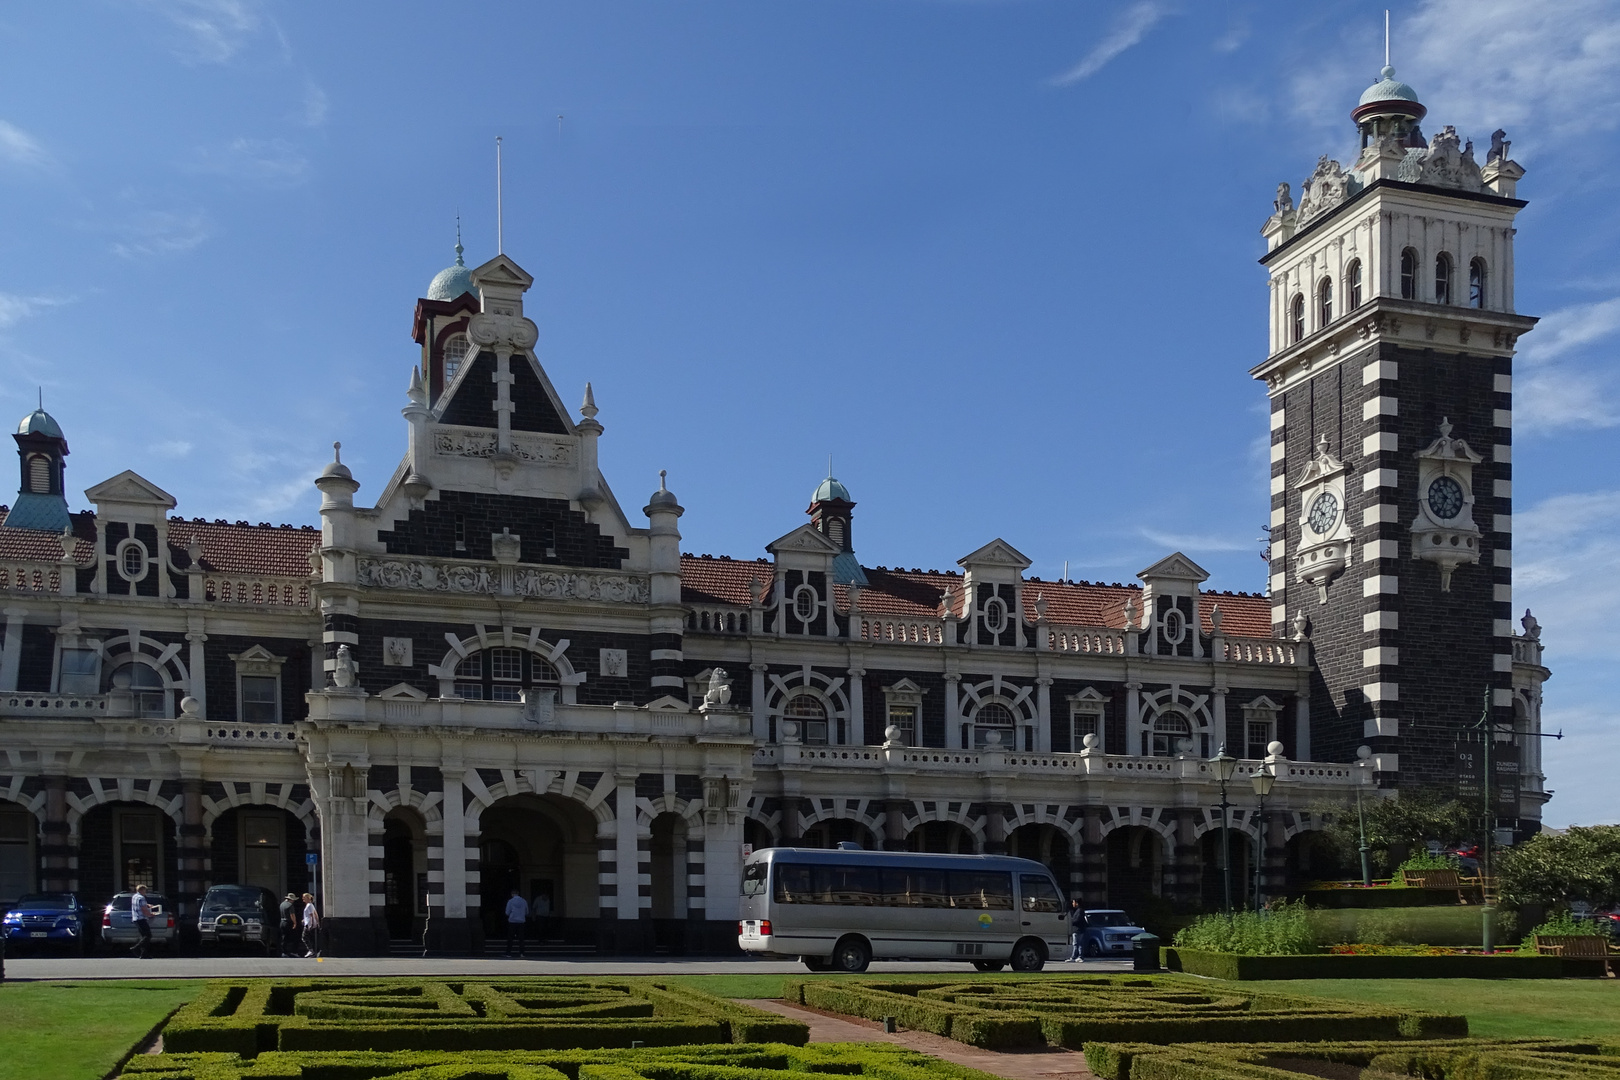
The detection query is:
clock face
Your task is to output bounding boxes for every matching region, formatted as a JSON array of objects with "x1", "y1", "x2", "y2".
[
  {"x1": 1428, "y1": 476, "x2": 1465, "y2": 520},
  {"x1": 1307, "y1": 492, "x2": 1339, "y2": 535}
]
